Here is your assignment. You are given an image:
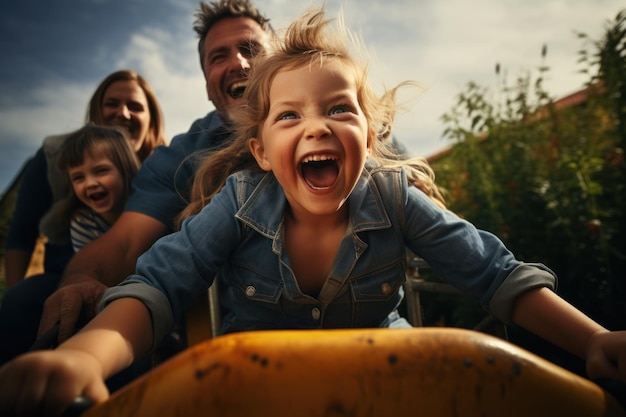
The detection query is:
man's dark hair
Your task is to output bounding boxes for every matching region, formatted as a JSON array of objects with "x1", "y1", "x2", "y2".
[{"x1": 194, "y1": 0, "x2": 272, "y2": 69}]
